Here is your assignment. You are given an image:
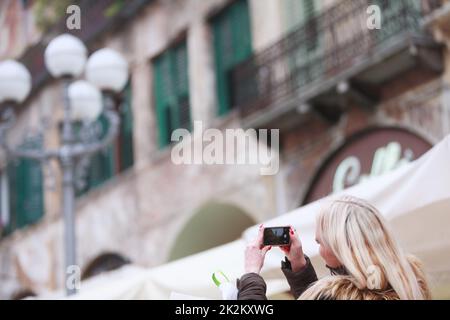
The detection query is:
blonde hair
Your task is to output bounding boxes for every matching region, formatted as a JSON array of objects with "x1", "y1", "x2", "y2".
[{"x1": 300, "y1": 195, "x2": 431, "y2": 300}]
